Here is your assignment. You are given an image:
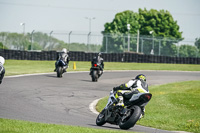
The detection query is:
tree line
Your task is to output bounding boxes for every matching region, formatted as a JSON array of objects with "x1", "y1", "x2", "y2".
[{"x1": 0, "y1": 32, "x2": 101, "y2": 52}]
